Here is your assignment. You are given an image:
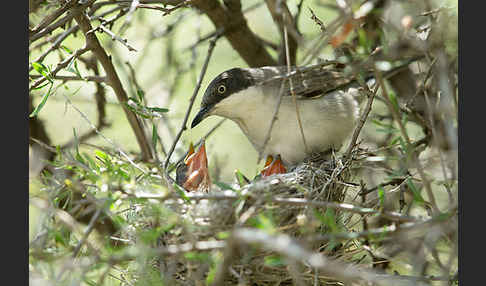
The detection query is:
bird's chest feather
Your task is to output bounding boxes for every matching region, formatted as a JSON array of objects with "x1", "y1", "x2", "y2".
[{"x1": 212, "y1": 87, "x2": 360, "y2": 165}]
